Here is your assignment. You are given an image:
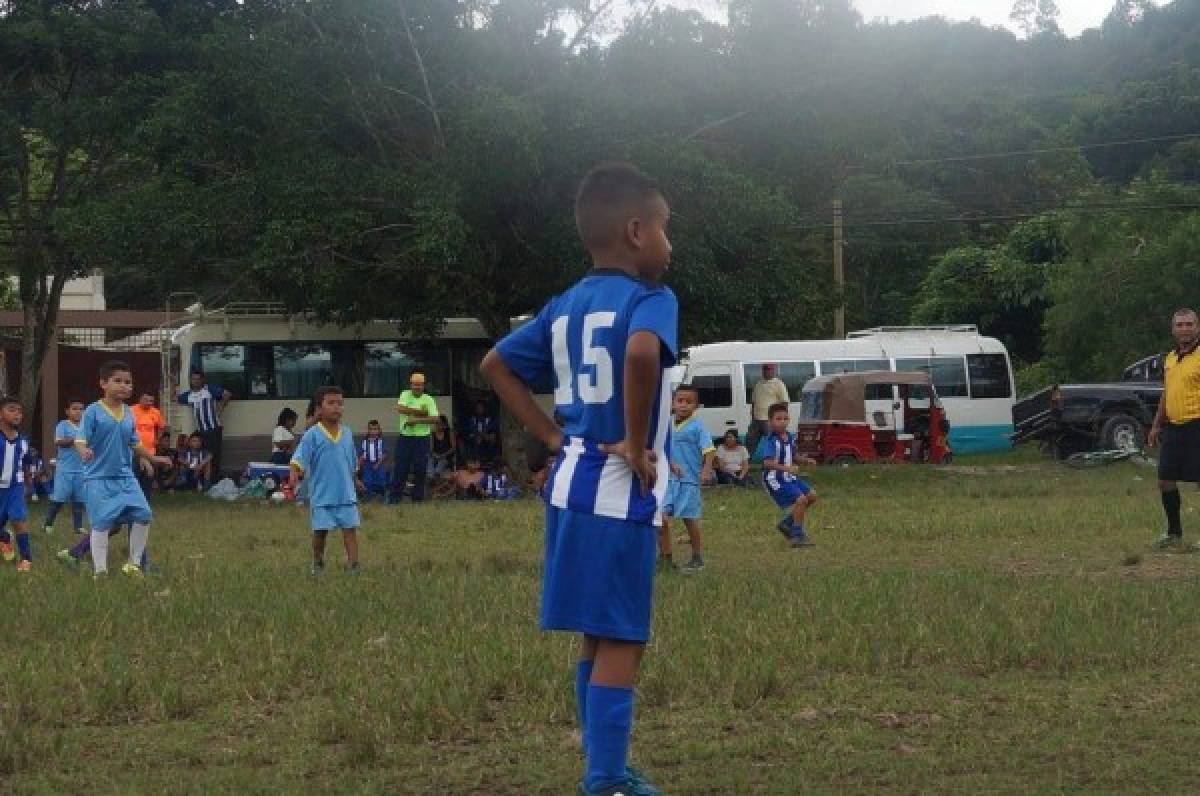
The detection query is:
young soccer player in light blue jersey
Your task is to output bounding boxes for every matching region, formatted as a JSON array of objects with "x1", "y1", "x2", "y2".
[
  {"x1": 75, "y1": 360, "x2": 173, "y2": 577},
  {"x1": 659, "y1": 385, "x2": 715, "y2": 574},
  {"x1": 44, "y1": 399, "x2": 87, "y2": 535},
  {"x1": 290, "y1": 385, "x2": 363, "y2": 575},
  {"x1": 482, "y1": 162, "x2": 676, "y2": 796}
]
